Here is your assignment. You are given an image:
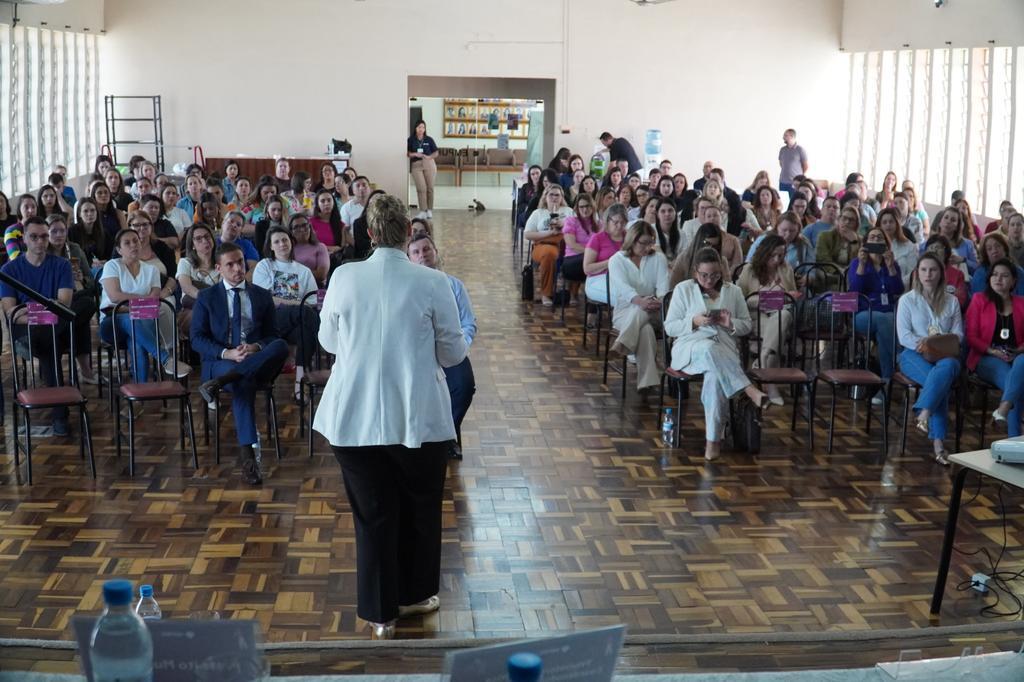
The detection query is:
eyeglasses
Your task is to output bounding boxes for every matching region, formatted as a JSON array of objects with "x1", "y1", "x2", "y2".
[
  {"x1": 696, "y1": 270, "x2": 722, "y2": 281},
  {"x1": 291, "y1": 222, "x2": 310, "y2": 230},
  {"x1": 635, "y1": 238, "x2": 656, "y2": 247},
  {"x1": 129, "y1": 221, "x2": 151, "y2": 228},
  {"x1": 192, "y1": 234, "x2": 212, "y2": 243}
]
